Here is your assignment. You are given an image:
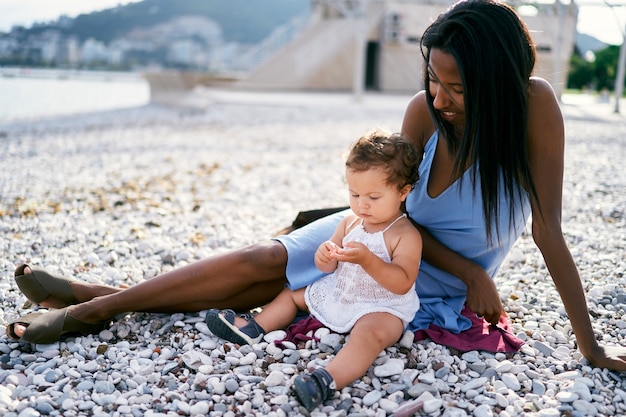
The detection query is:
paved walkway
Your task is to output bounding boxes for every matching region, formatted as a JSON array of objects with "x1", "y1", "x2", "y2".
[
  {"x1": 559, "y1": 93, "x2": 626, "y2": 122},
  {"x1": 167, "y1": 86, "x2": 626, "y2": 124}
]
